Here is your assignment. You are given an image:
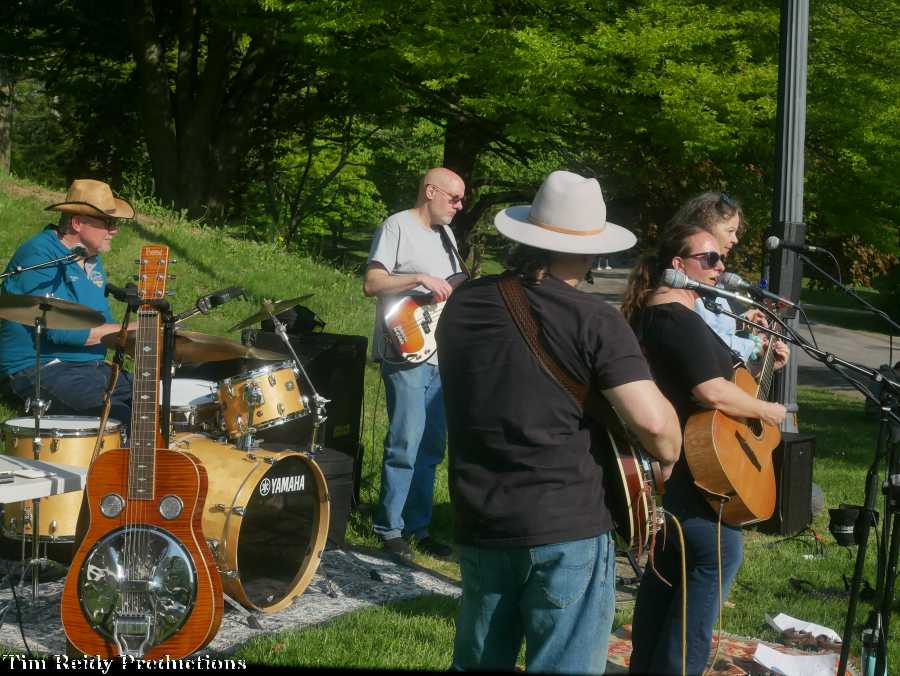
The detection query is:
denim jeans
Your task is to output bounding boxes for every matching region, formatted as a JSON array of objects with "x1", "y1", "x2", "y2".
[
  {"x1": 9, "y1": 361, "x2": 134, "y2": 435},
  {"x1": 452, "y1": 533, "x2": 616, "y2": 674},
  {"x1": 373, "y1": 360, "x2": 446, "y2": 541},
  {"x1": 629, "y1": 513, "x2": 743, "y2": 675}
]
